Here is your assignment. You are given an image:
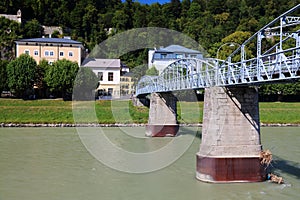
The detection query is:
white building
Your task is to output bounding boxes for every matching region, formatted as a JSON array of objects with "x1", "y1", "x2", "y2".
[
  {"x1": 81, "y1": 58, "x2": 121, "y2": 98},
  {"x1": 148, "y1": 45, "x2": 203, "y2": 74}
]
